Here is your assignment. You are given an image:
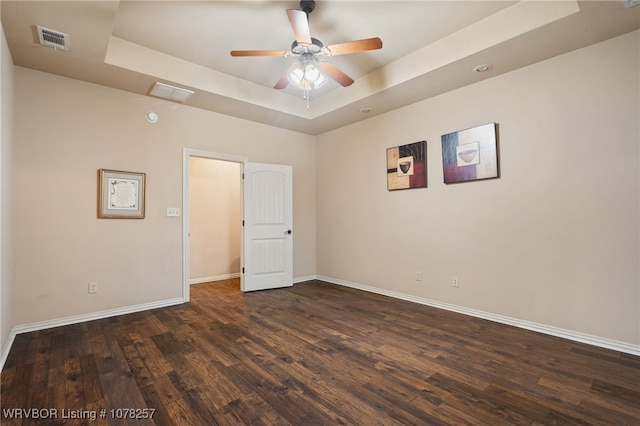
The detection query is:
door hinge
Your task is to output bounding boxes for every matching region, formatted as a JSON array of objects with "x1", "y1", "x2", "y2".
[
  {"x1": 242, "y1": 267, "x2": 245, "y2": 273},
  {"x1": 242, "y1": 220, "x2": 245, "y2": 226},
  {"x1": 242, "y1": 173, "x2": 245, "y2": 179}
]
